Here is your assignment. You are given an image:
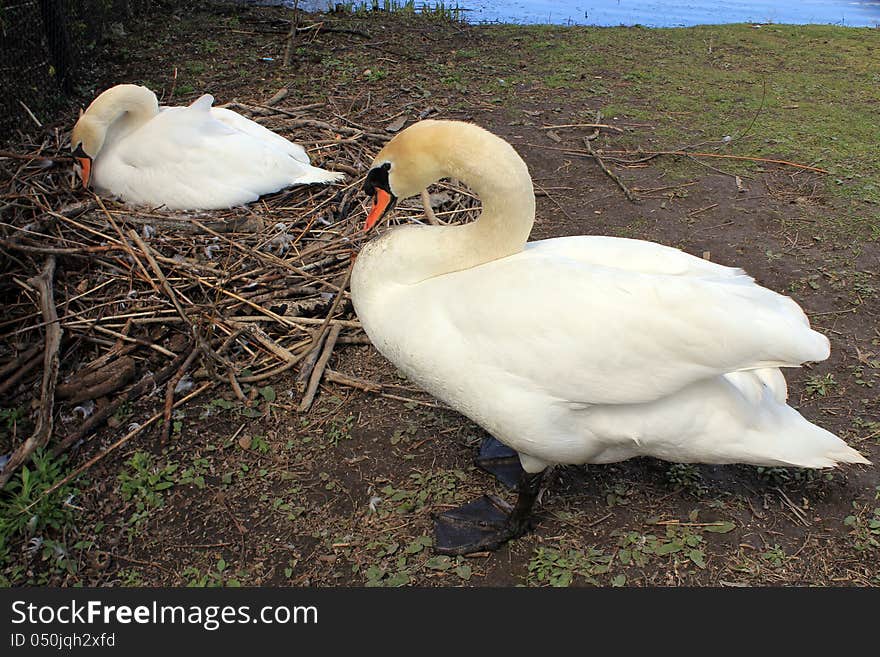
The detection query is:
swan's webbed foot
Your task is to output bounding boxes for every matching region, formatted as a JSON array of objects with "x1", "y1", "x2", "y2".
[
  {"x1": 433, "y1": 470, "x2": 544, "y2": 555},
  {"x1": 474, "y1": 436, "x2": 524, "y2": 490}
]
